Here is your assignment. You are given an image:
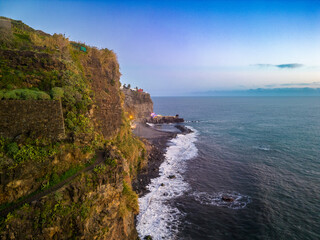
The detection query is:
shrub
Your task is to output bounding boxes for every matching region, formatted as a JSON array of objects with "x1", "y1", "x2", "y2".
[
  {"x1": 37, "y1": 91, "x2": 50, "y2": 100},
  {"x1": 6, "y1": 142, "x2": 19, "y2": 156},
  {"x1": 93, "y1": 164, "x2": 107, "y2": 174},
  {"x1": 50, "y1": 173, "x2": 60, "y2": 186},
  {"x1": 3, "y1": 91, "x2": 18, "y2": 99},
  {"x1": 0, "y1": 89, "x2": 51, "y2": 100},
  {"x1": 106, "y1": 158, "x2": 117, "y2": 167},
  {"x1": 20, "y1": 89, "x2": 38, "y2": 100},
  {"x1": 0, "y1": 137, "x2": 7, "y2": 152},
  {"x1": 122, "y1": 181, "x2": 139, "y2": 214},
  {"x1": 13, "y1": 145, "x2": 37, "y2": 163},
  {"x1": 6, "y1": 84, "x2": 14, "y2": 90},
  {"x1": 51, "y1": 87, "x2": 64, "y2": 100},
  {"x1": 3, "y1": 138, "x2": 60, "y2": 166}
]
